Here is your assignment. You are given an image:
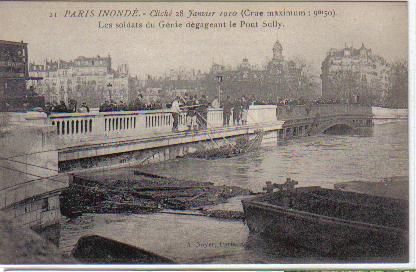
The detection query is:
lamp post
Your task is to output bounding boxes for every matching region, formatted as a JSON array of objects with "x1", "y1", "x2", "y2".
[
  {"x1": 107, "y1": 83, "x2": 113, "y2": 100},
  {"x1": 216, "y1": 75, "x2": 223, "y2": 104}
]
